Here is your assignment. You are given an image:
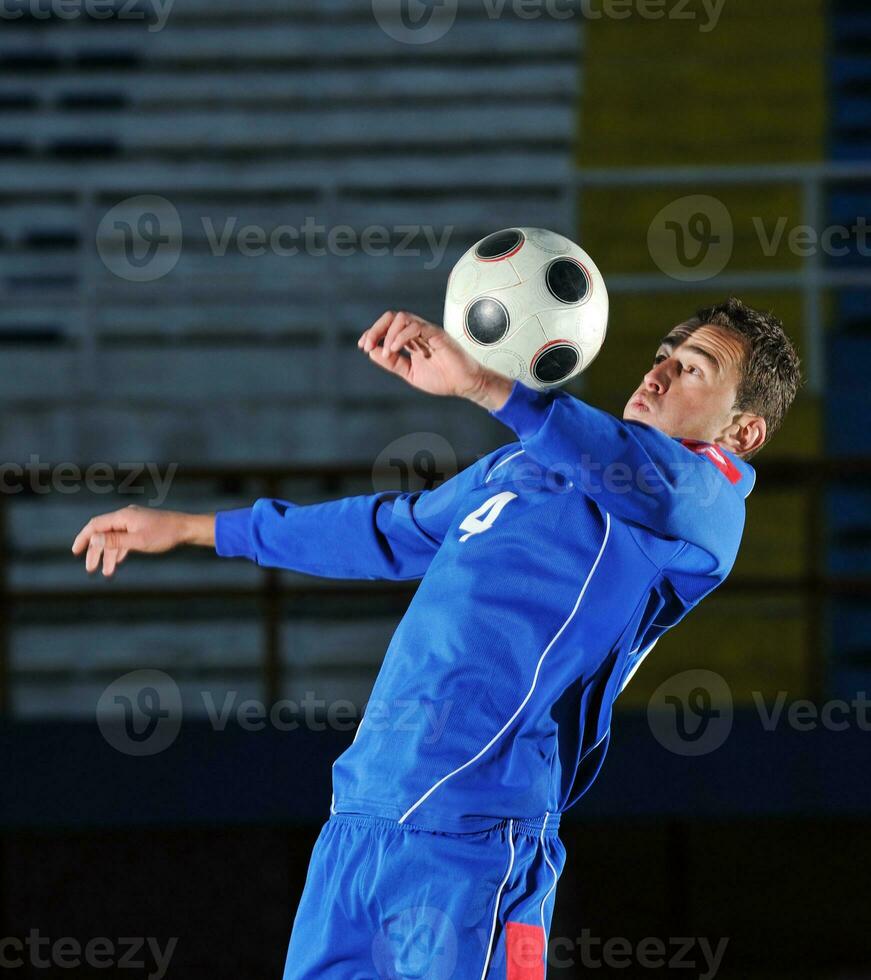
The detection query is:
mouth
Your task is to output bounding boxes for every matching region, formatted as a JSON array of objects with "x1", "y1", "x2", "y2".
[{"x1": 629, "y1": 395, "x2": 652, "y2": 414}]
